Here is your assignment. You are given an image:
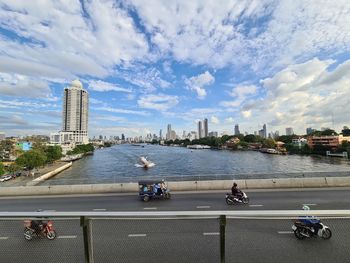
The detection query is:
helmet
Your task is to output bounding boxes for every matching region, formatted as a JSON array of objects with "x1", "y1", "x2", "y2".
[
  {"x1": 233, "y1": 183, "x2": 237, "y2": 187},
  {"x1": 302, "y1": 205, "x2": 310, "y2": 211}
]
